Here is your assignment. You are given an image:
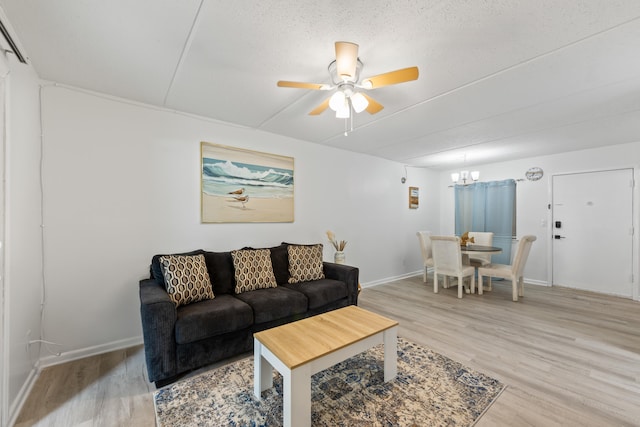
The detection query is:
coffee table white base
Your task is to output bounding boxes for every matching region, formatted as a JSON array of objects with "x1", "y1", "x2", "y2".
[{"x1": 254, "y1": 325, "x2": 397, "y2": 427}]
